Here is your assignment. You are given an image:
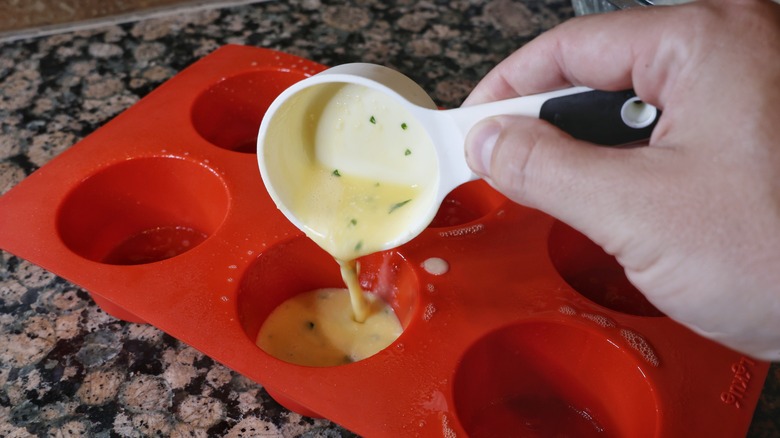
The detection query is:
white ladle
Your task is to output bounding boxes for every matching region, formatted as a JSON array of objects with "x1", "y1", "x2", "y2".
[{"x1": 257, "y1": 63, "x2": 658, "y2": 255}]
